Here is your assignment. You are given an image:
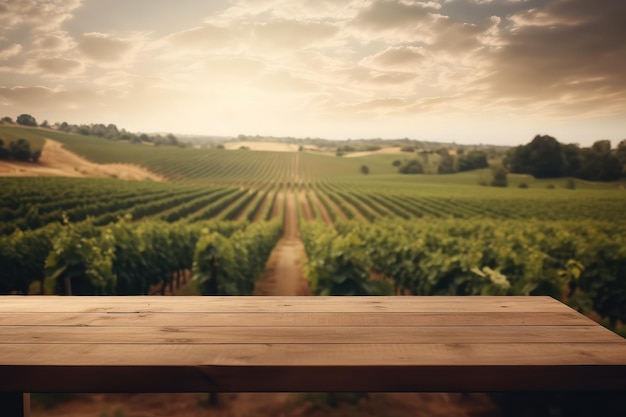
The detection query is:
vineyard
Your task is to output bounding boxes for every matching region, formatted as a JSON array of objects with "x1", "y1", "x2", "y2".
[{"x1": 1, "y1": 125, "x2": 626, "y2": 329}]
